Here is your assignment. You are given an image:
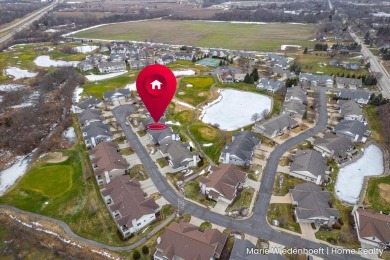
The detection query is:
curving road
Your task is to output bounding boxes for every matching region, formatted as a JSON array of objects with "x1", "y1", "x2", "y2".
[
  {"x1": 0, "y1": 0, "x2": 60, "y2": 45},
  {"x1": 112, "y1": 88, "x2": 363, "y2": 259}
]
